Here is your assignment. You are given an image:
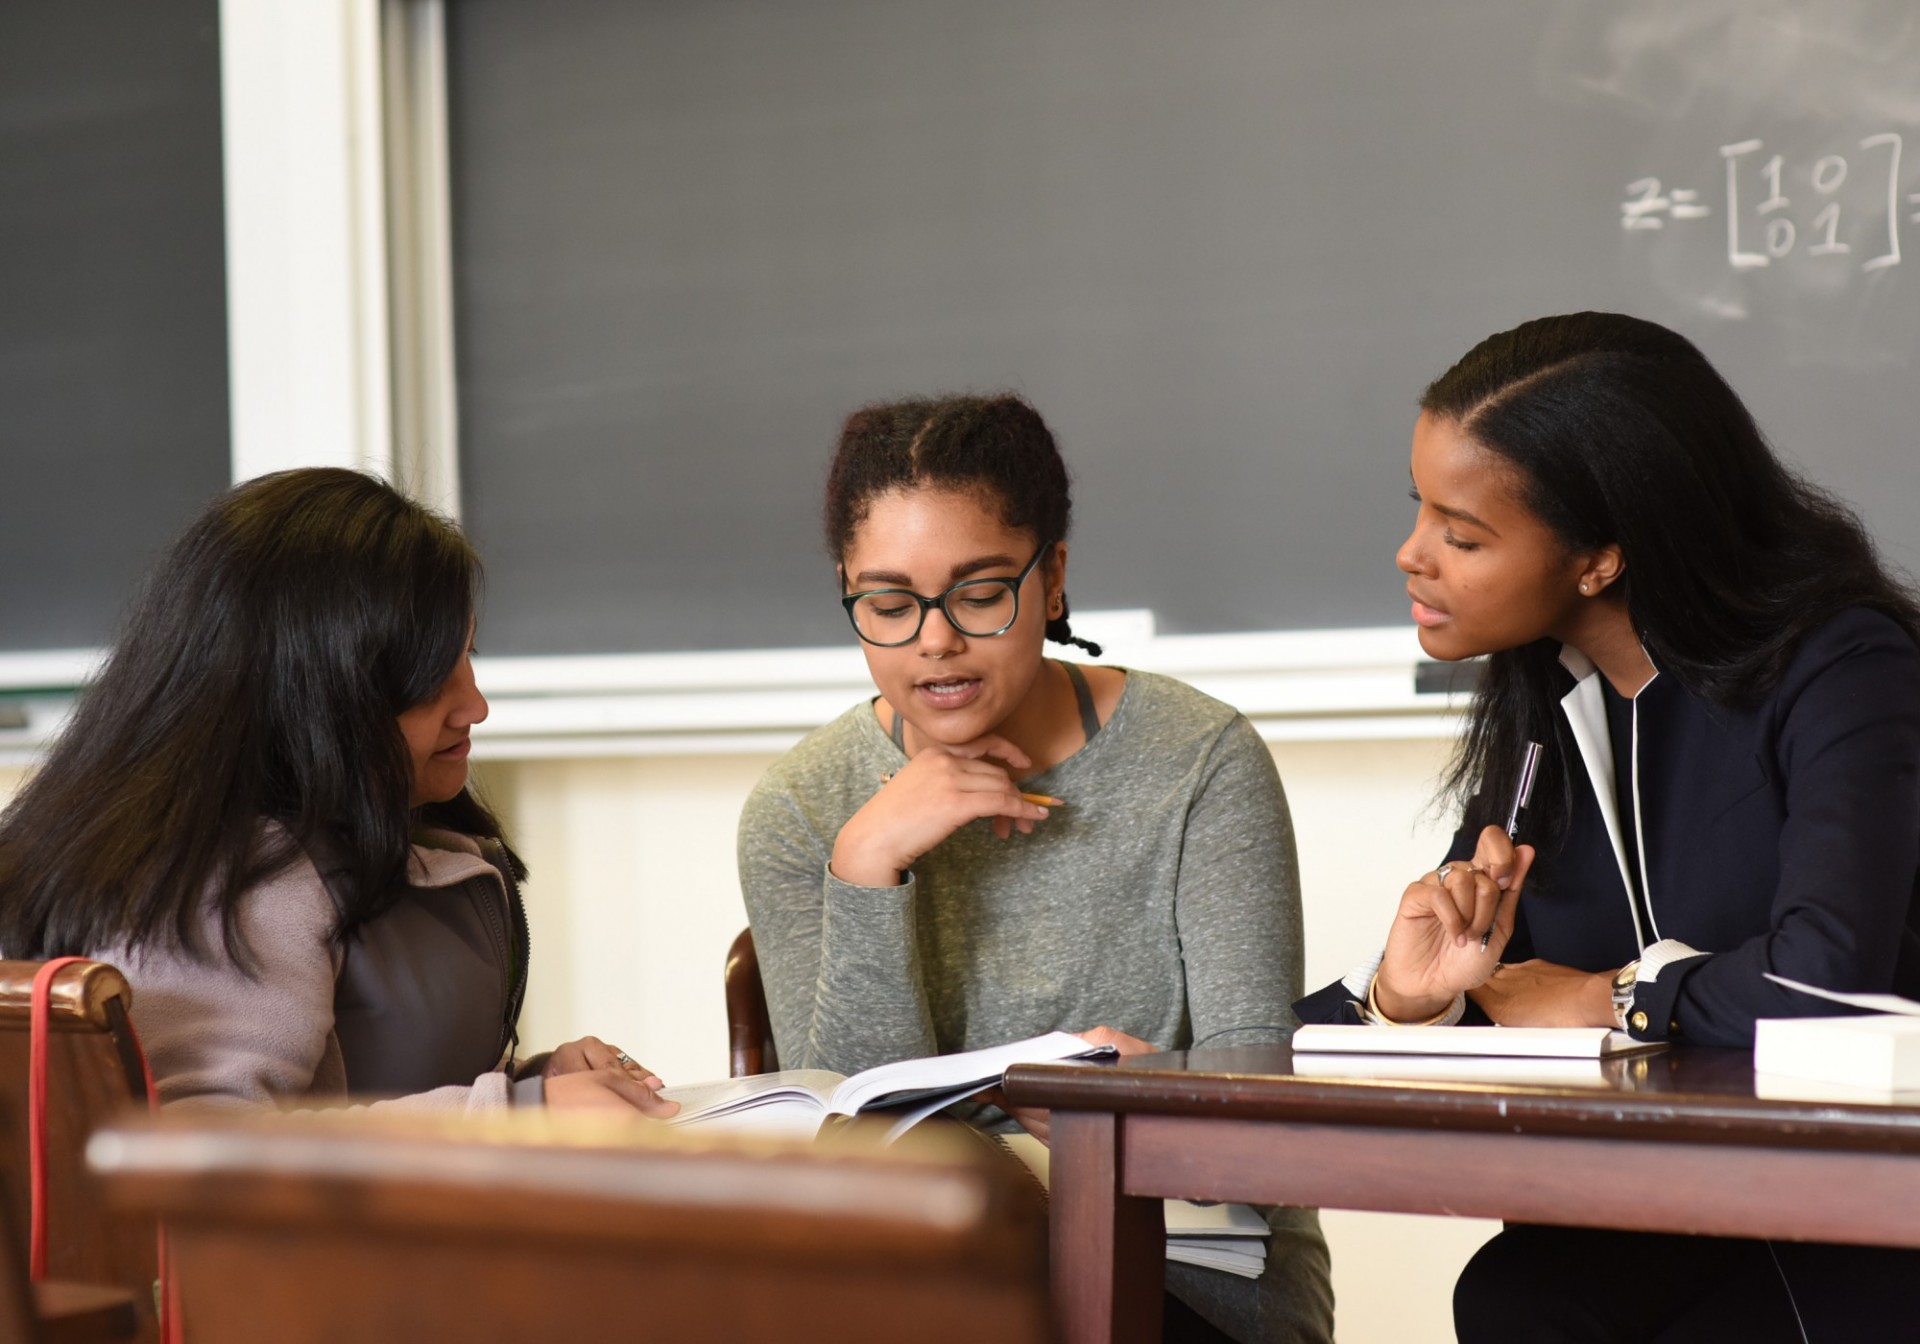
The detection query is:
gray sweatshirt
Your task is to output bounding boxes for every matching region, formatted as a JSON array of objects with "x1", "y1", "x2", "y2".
[
  {"x1": 739, "y1": 669, "x2": 1332, "y2": 1344},
  {"x1": 741, "y1": 670, "x2": 1306, "y2": 1073}
]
